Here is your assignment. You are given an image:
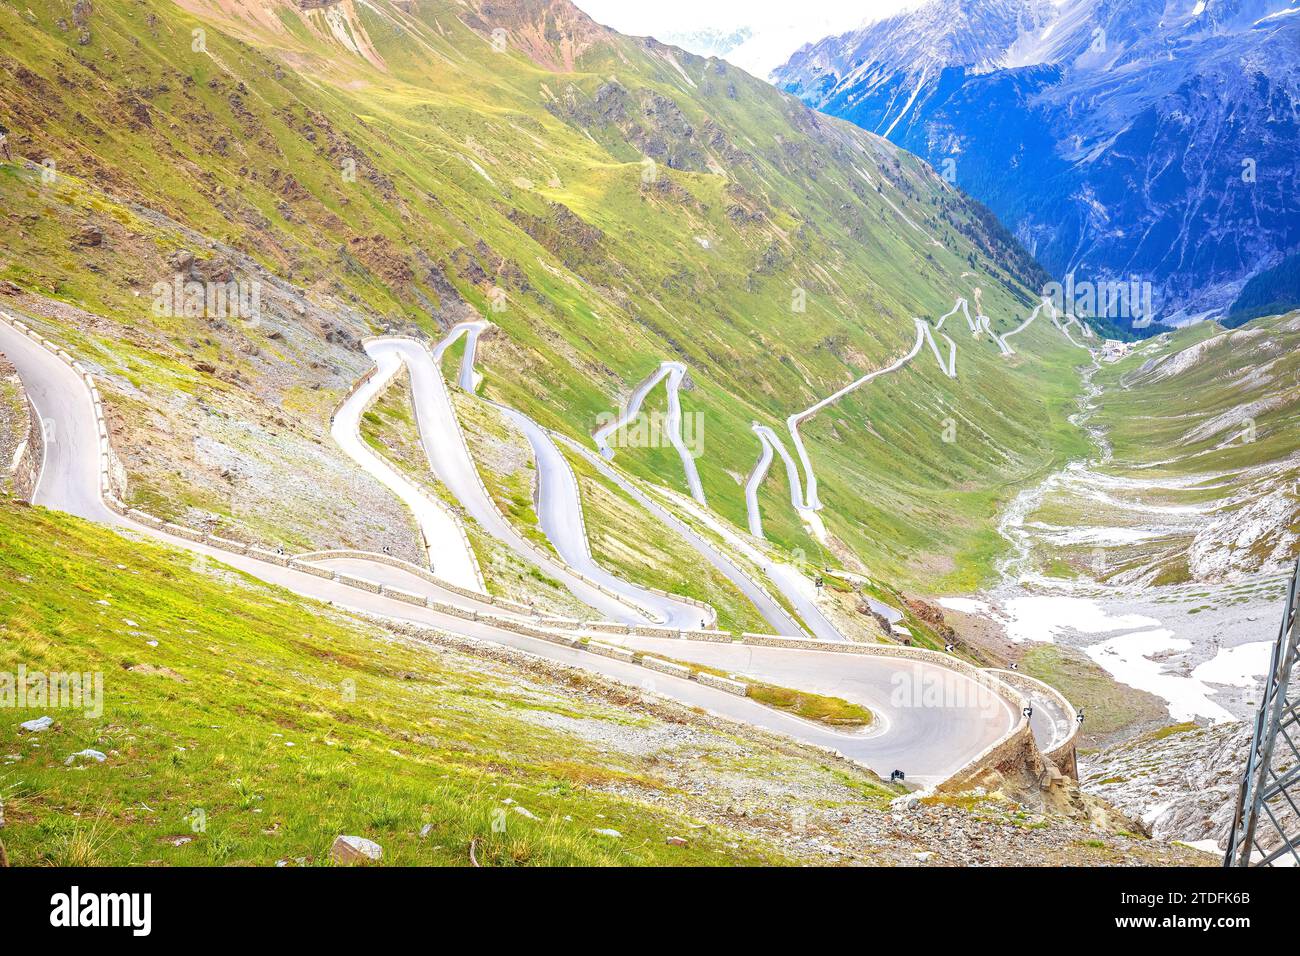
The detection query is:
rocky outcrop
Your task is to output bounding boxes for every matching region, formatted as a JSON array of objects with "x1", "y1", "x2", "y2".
[
  {"x1": 461, "y1": 0, "x2": 610, "y2": 72},
  {"x1": 1083, "y1": 722, "x2": 1249, "y2": 851}
]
